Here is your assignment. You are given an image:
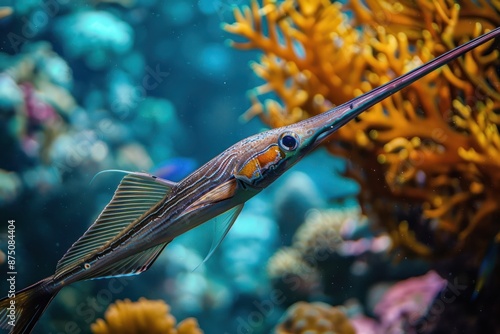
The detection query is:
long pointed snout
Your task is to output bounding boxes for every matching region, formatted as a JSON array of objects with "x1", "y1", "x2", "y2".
[{"x1": 305, "y1": 27, "x2": 500, "y2": 148}]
